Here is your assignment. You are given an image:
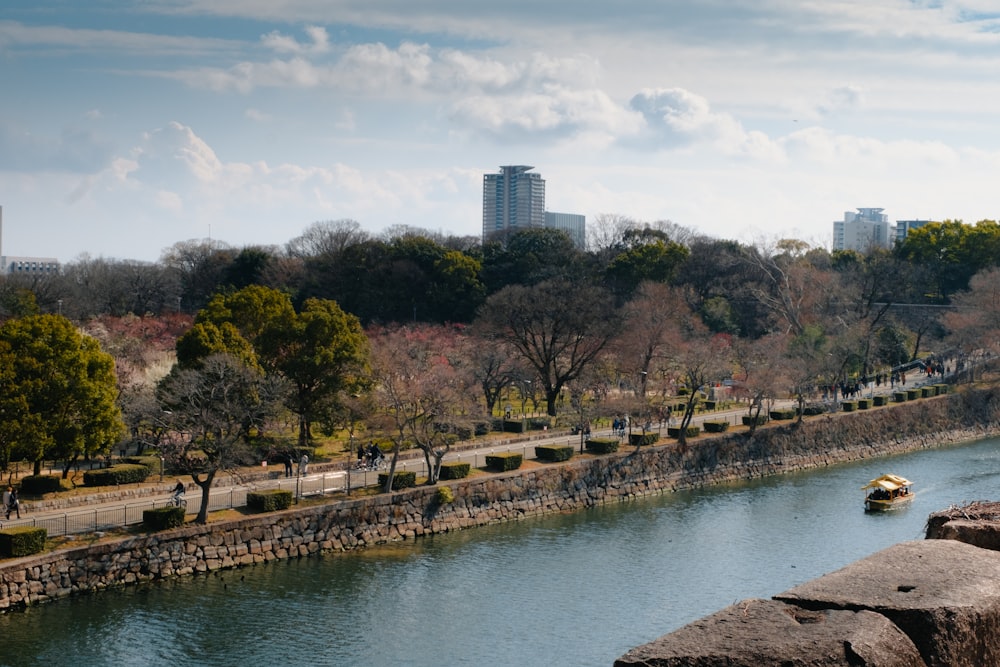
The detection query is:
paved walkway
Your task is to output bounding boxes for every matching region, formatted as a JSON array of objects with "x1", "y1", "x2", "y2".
[{"x1": 2, "y1": 372, "x2": 947, "y2": 537}]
